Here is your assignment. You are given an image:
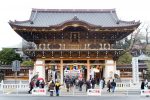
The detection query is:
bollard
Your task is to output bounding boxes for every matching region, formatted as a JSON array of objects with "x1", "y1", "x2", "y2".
[
  {"x1": 73, "y1": 85, "x2": 75, "y2": 96},
  {"x1": 0, "y1": 80, "x2": 3, "y2": 90}
]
